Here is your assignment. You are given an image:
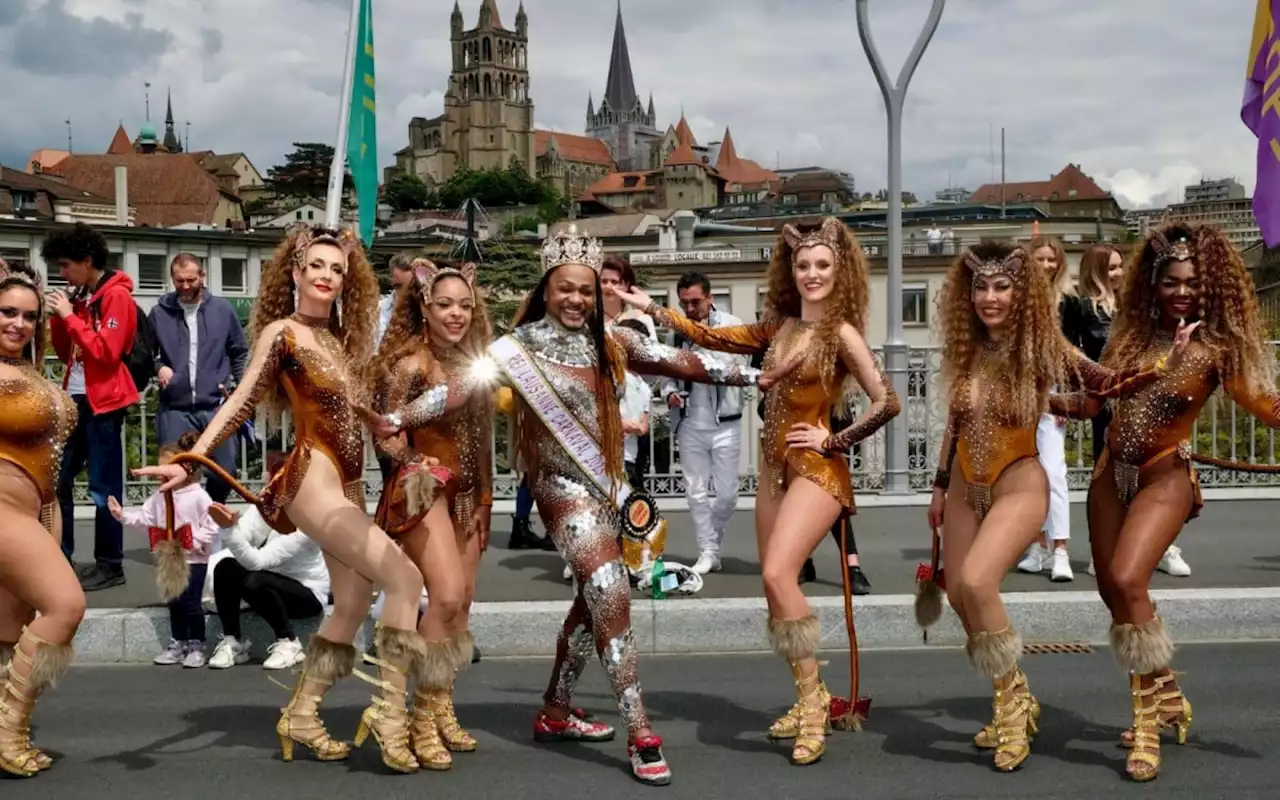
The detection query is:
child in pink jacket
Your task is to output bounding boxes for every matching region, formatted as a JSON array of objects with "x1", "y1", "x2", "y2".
[{"x1": 109, "y1": 432, "x2": 219, "y2": 668}]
